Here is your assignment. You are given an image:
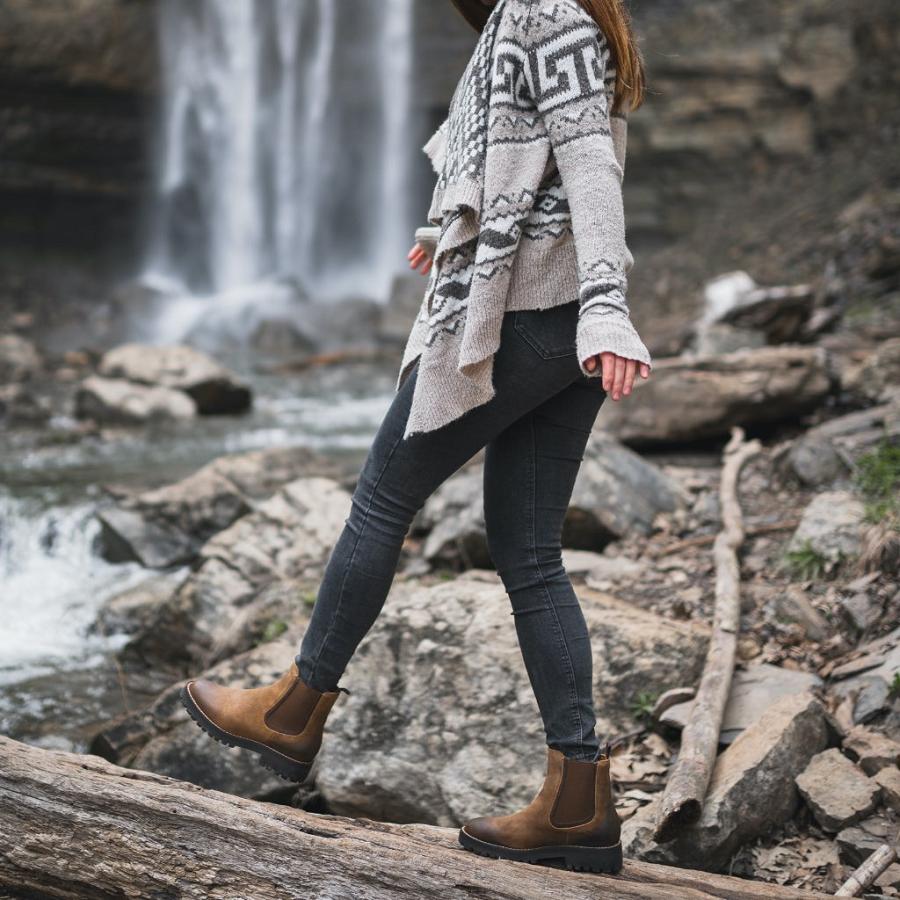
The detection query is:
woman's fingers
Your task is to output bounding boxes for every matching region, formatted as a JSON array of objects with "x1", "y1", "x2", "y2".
[
  {"x1": 623, "y1": 358, "x2": 637, "y2": 396},
  {"x1": 612, "y1": 355, "x2": 626, "y2": 400},
  {"x1": 639, "y1": 363, "x2": 651, "y2": 379},
  {"x1": 590, "y1": 353, "x2": 651, "y2": 399},
  {"x1": 601, "y1": 352, "x2": 616, "y2": 391},
  {"x1": 407, "y1": 242, "x2": 434, "y2": 275}
]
